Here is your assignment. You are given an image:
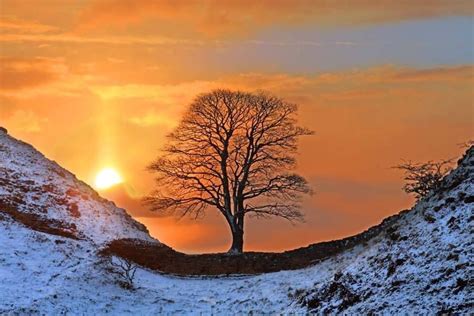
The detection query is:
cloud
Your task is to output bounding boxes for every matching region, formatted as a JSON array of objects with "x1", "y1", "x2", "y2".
[
  {"x1": 224, "y1": 64, "x2": 474, "y2": 95},
  {"x1": 0, "y1": 16, "x2": 58, "y2": 33},
  {"x1": 90, "y1": 80, "x2": 217, "y2": 102},
  {"x1": 0, "y1": 33, "x2": 203, "y2": 45},
  {"x1": 0, "y1": 57, "x2": 67, "y2": 90},
  {"x1": 392, "y1": 65, "x2": 474, "y2": 82},
  {"x1": 0, "y1": 97, "x2": 16, "y2": 116},
  {"x1": 77, "y1": 0, "x2": 474, "y2": 37},
  {"x1": 0, "y1": 32, "x2": 359, "y2": 48},
  {"x1": 3, "y1": 110, "x2": 48, "y2": 133}
]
